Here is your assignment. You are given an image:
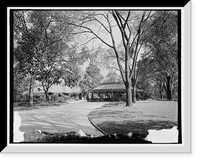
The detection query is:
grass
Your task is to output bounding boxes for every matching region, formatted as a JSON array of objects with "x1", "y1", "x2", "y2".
[
  {"x1": 14, "y1": 106, "x2": 40, "y2": 111},
  {"x1": 13, "y1": 101, "x2": 68, "y2": 111},
  {"x1": 88, "y1": 100, "x2": 178, "y2": 136}
]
